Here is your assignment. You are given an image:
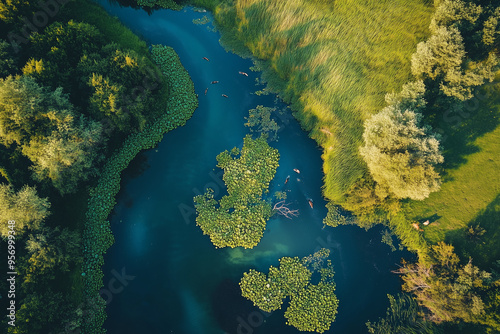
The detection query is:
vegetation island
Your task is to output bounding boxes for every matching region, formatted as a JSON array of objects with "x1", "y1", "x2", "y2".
[{"x1": 0, "y1": 0, "x2": 499, "y2": 333}]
